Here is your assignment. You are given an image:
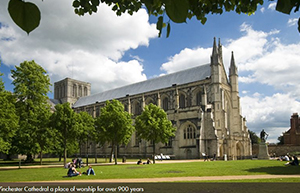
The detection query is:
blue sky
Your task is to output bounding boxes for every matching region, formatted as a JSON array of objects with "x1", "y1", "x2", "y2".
[{"x1": 1, "y1": 0, "x2": 300, "y2": 143}]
